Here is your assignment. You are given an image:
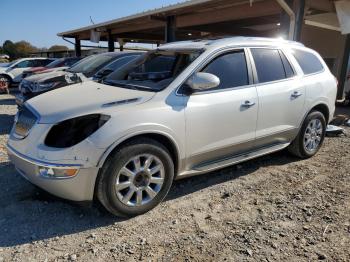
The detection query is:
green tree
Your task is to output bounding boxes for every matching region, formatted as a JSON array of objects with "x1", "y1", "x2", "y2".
[
  {"x1": 14, "y1": 41, "x2": 38, "y2": 57},
  {"x1": 48, "y1": 45, "x2": 68, "y2": 51},
  {"x1": 2, "y1": 40, "x2": 16, "y2": 58}
]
